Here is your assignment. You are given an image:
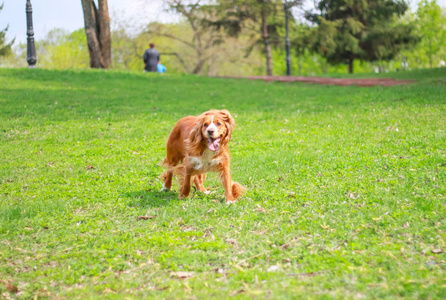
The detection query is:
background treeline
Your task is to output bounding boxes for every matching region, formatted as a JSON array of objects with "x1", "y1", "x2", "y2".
[{"x1": 1, "y1": 0, "x2": 445, "y2": 75}]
